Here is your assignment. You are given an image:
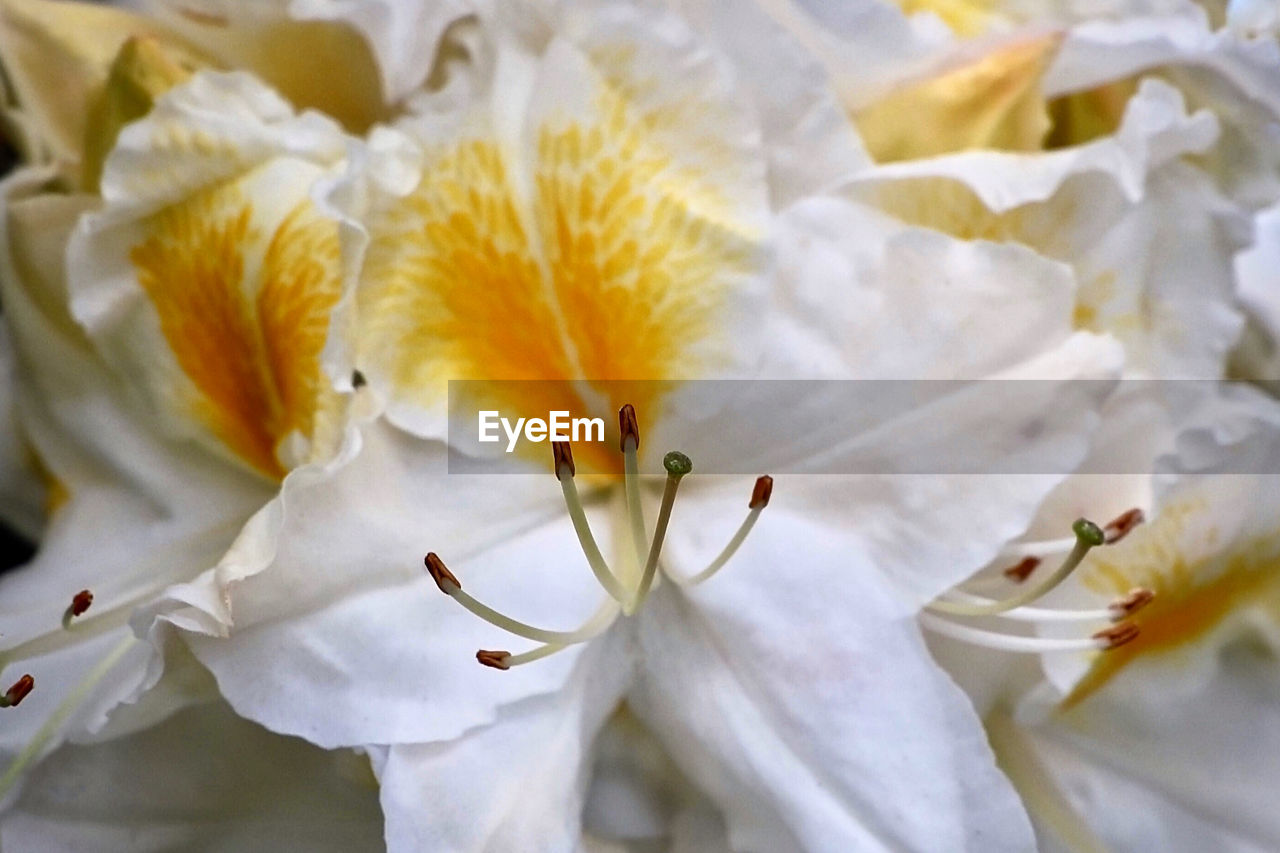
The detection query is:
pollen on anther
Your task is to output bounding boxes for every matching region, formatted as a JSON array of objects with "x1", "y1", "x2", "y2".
[
  {"x1": 553, "y1": 441, "x2": 576, "y2": 479},
  {"x1": 476, "y1": 650, "x2": 511, "y2": 670},
  {"x1": 1103, "y1": 508, "x2": 1144, "y2": 544},
  {"x1": 1109, "y1": 587, "x2": 1155, "y2": 618},
  {"x1": 1003, "y1": 556, "x2": 1041, "y2": 582},
  {"x1": 1094, "y1": 622, "x2": 1140, "y2": 650},
  {"x1": 3, "y1": 674, "x2": 34, "y2": 707},
  {"x1": 424, "y1": 552, "x2": 460, "y2": 593},
  {"x1": 619, "y1": 404, "x2": 640, "y2": 452},
  {"x1": 70, "y1": 589, "x2": 93, "y2": 617},
  {"x1": 749, "y1": 475, "x2": 773, "y2": 509}
]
